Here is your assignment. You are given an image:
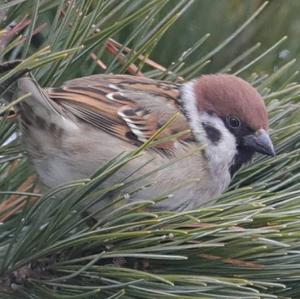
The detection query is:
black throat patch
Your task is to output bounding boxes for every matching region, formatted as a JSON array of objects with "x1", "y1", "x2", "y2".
[{"x1": 230, "y1": 147, "x2": 255, "y2": 176}]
